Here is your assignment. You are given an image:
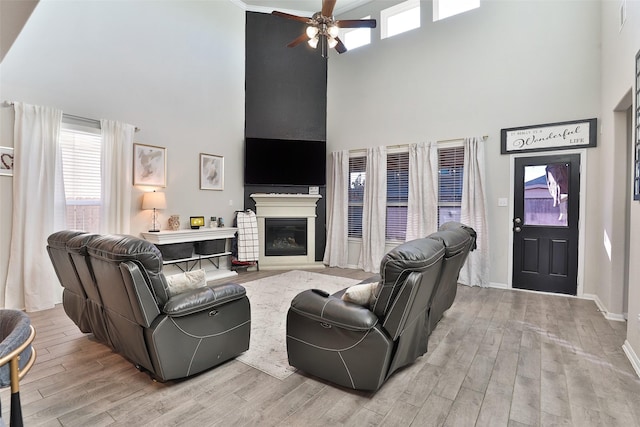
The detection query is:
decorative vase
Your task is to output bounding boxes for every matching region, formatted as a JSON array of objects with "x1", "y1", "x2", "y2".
[{"x1": 168, "y1": 215, "x2": 180, "y2": 231}]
